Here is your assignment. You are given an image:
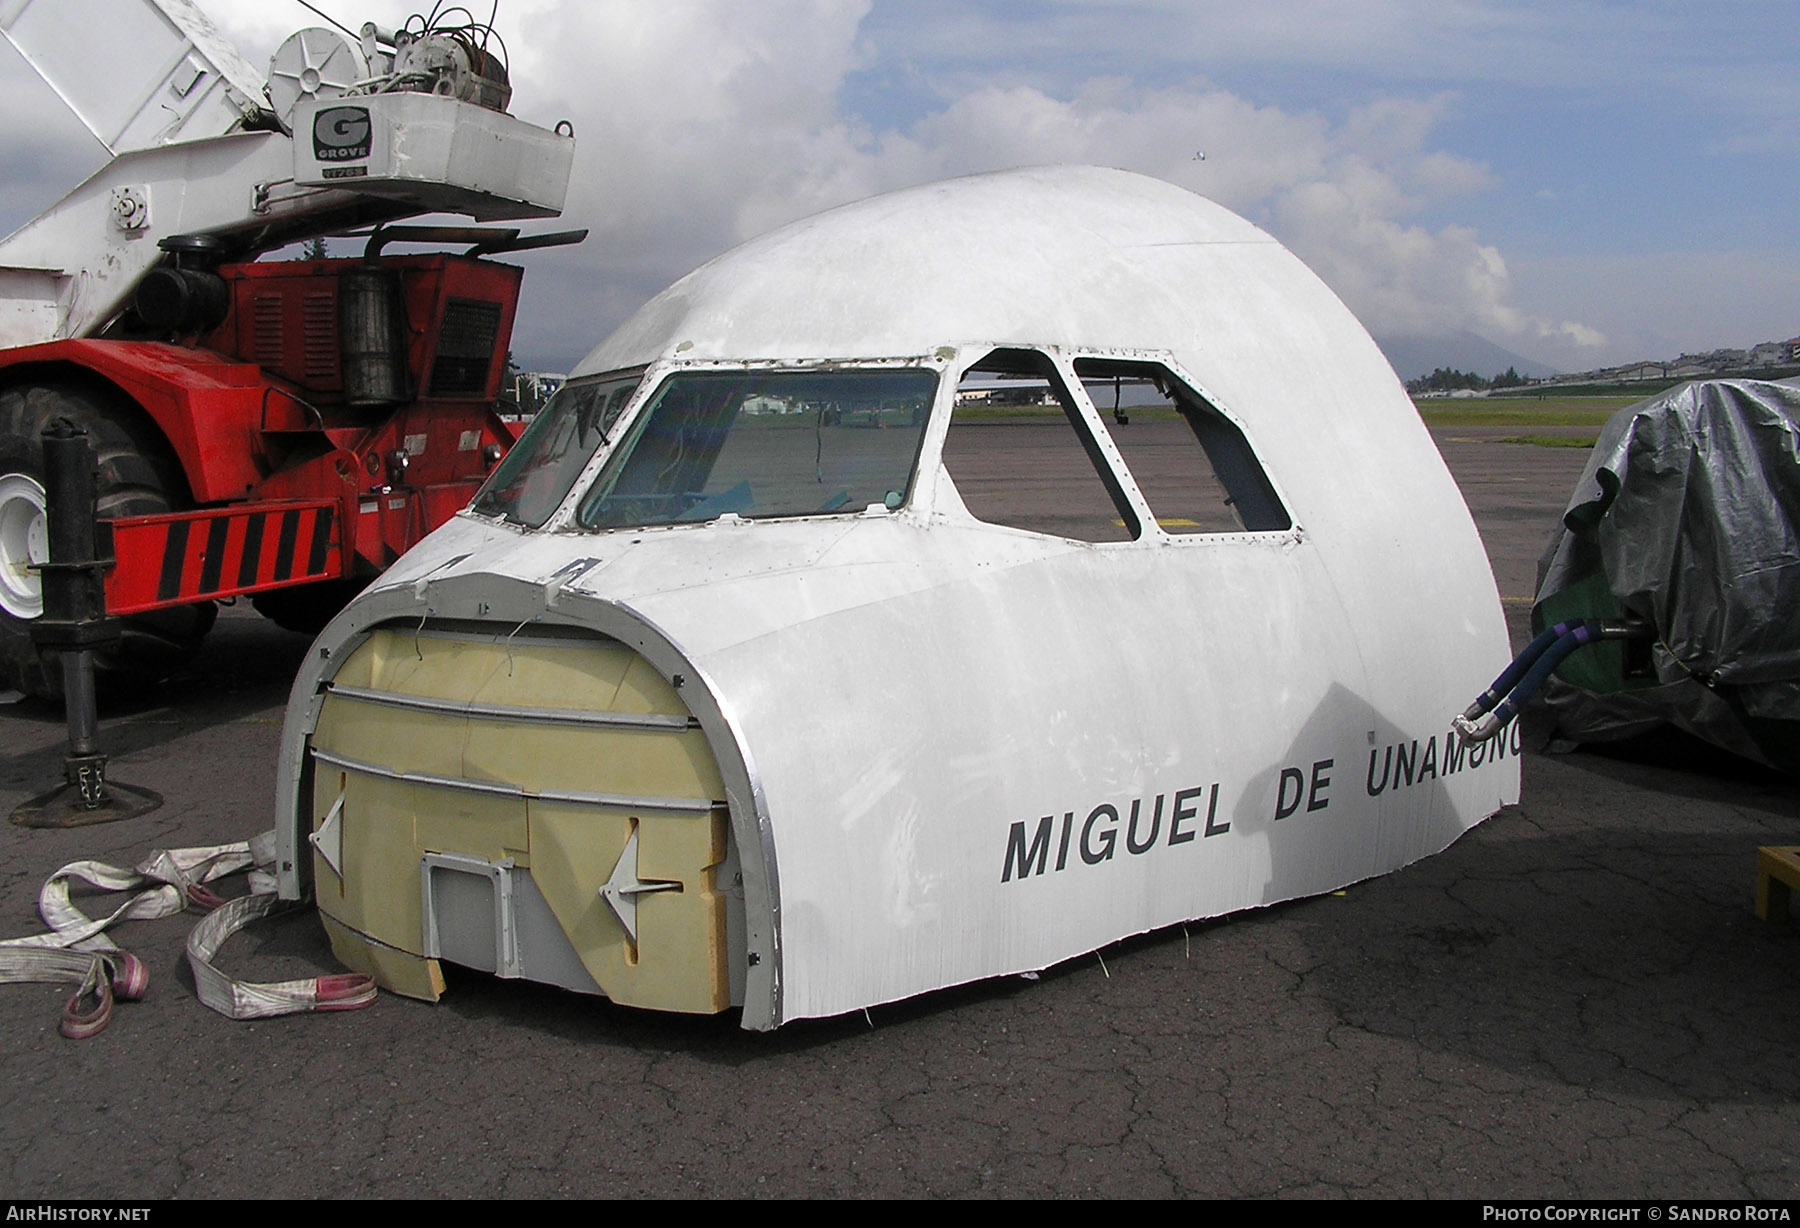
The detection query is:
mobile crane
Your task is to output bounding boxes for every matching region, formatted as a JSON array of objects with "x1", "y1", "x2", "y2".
[{"x1": 0, "y1": 0, "x2": 579, "y2": 696}]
